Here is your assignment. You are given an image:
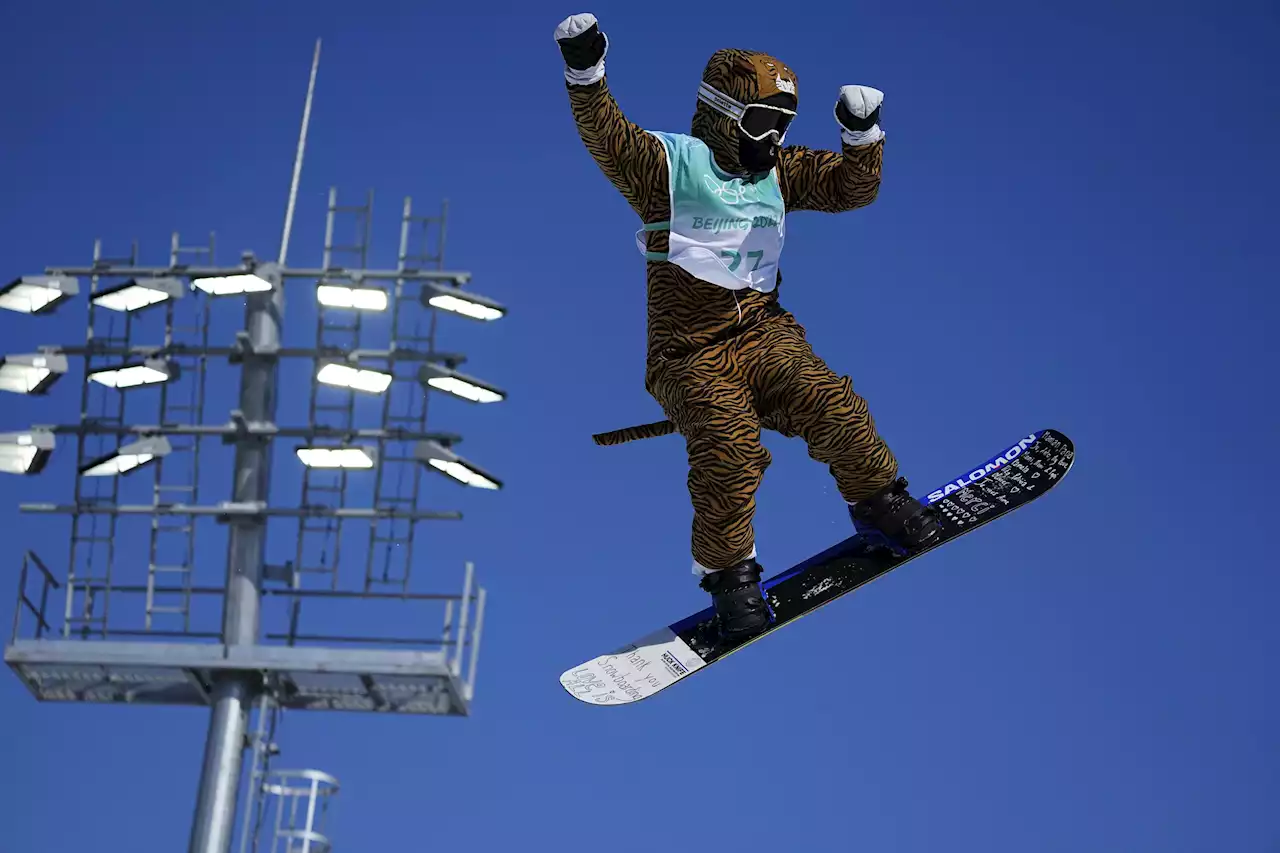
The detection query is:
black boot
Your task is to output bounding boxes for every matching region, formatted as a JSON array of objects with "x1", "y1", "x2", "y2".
[
  {"x1": 699, "y1": 559, "x2": 773, "y2": 647},
  {"x1": 849, "y1": 477, "x2": 942, "y2": 552}
]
